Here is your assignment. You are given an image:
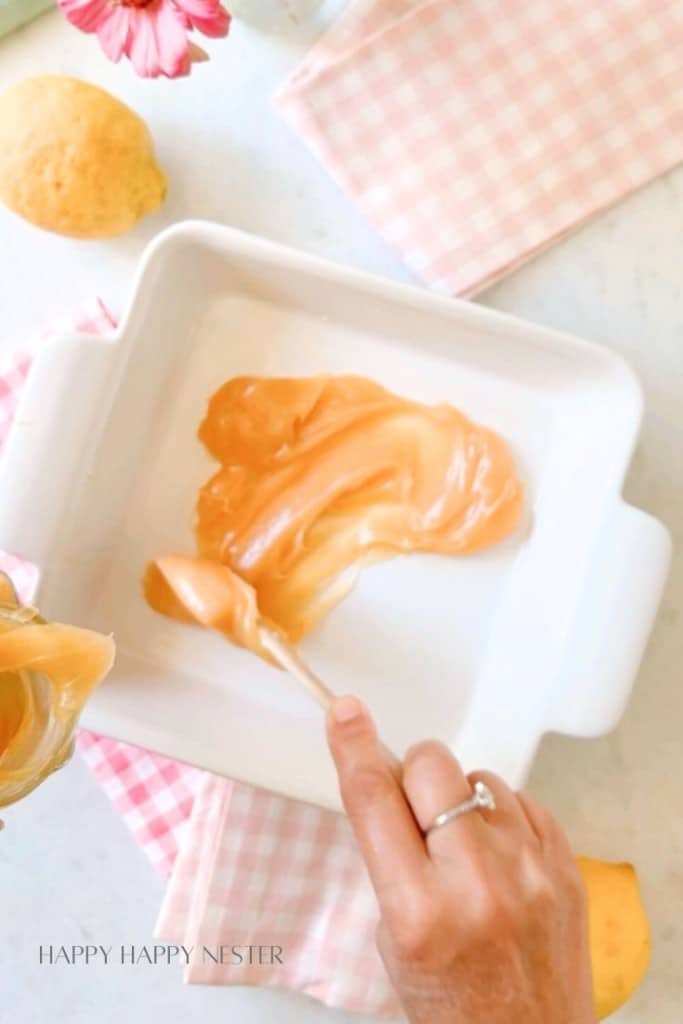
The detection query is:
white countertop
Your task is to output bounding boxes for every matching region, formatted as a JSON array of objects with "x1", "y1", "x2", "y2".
[{"x1": 1, "y1": 6, "x2": 682, "y2": 1023}]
